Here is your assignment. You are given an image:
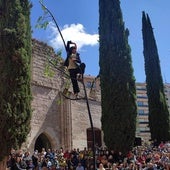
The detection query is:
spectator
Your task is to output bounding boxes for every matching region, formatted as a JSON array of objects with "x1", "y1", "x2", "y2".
[
  {"x1": 76, "y1": 162, "x2": 84, "y2": 170},
  {"x1": 98, "y1": 163, "x2": 105, "y2": 170}
]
